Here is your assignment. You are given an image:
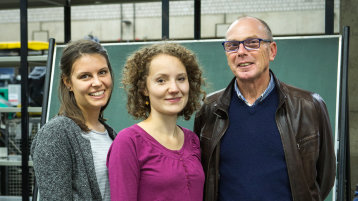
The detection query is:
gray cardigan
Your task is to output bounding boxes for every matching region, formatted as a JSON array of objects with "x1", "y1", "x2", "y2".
[{"x1": 31, "y1": 116, "x2": 116, "y2": 201}]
